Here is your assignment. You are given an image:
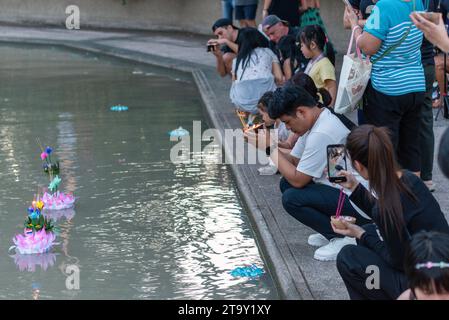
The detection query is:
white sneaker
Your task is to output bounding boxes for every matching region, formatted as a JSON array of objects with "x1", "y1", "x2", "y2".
[
  {"x1": 313, "y1": 237, "x2": 356, "y2": 261},
  {"x1": 258, "y1": 164, "x2": 278, "y2": 175},
  {"x1": 307, "y1": 233, "x2": 329, "y2": 247}
]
